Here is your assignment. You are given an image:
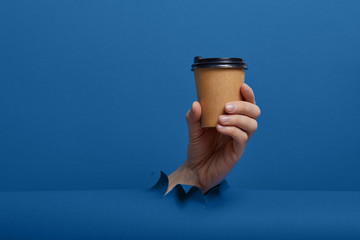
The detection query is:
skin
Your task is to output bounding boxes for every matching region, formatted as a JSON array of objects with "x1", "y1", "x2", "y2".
[{"x1": 165, "y1": 83, "x2": 261, "y2": 195}]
